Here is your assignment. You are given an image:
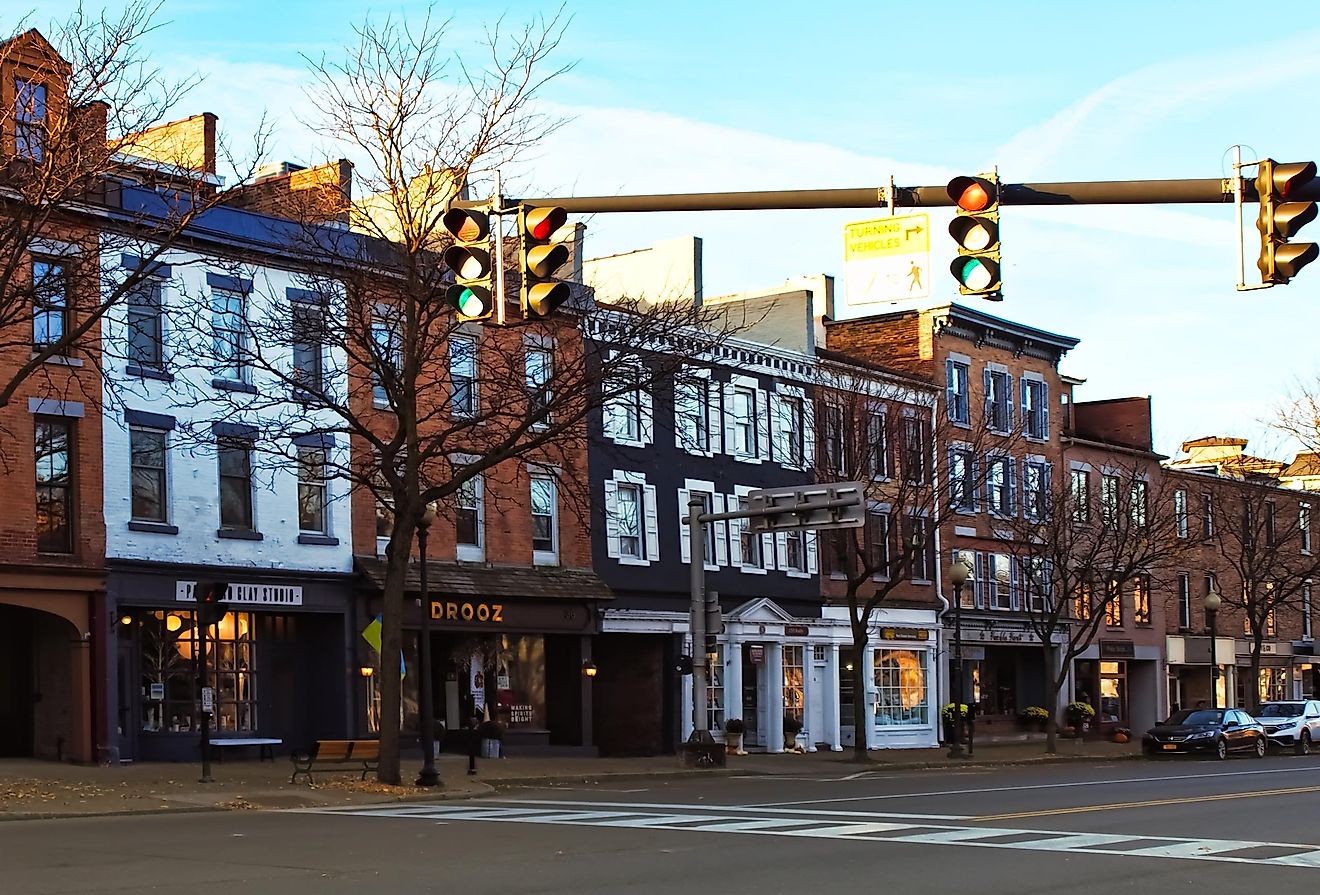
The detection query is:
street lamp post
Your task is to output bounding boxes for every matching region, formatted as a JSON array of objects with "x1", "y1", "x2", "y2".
[
  {"x1": 947, "y1": 556, "x2": 973, "y2": 759},
  {"x1": 1204, "y1": 586, "x2": 1222, "y2": 710},
  {"x1": 416, "y1": 503, "x2": 441, "y2": 788}
]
